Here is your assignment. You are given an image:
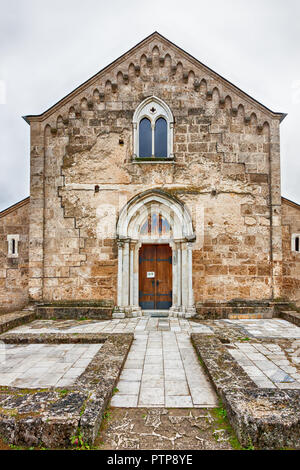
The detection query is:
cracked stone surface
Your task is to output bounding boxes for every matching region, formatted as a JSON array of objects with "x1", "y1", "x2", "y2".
[{"x1": 96, "y1": 408, "x2": 234, "y2": 450}]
